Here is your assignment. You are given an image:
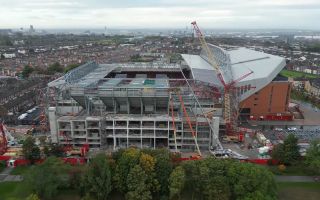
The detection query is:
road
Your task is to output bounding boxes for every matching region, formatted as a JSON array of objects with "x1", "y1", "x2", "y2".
[{"x1": 275, "y1": 176, "x2": 317, "y2": 182}]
